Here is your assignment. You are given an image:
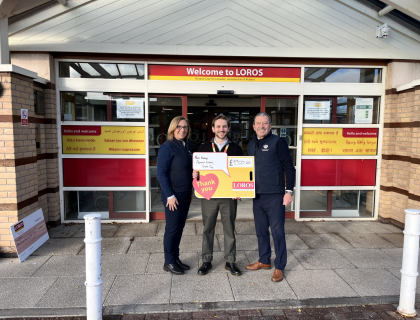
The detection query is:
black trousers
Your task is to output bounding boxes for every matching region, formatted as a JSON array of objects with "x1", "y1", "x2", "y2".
[{"x1": 161, "y1": 190, "x2": 191, "y2": 264}]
